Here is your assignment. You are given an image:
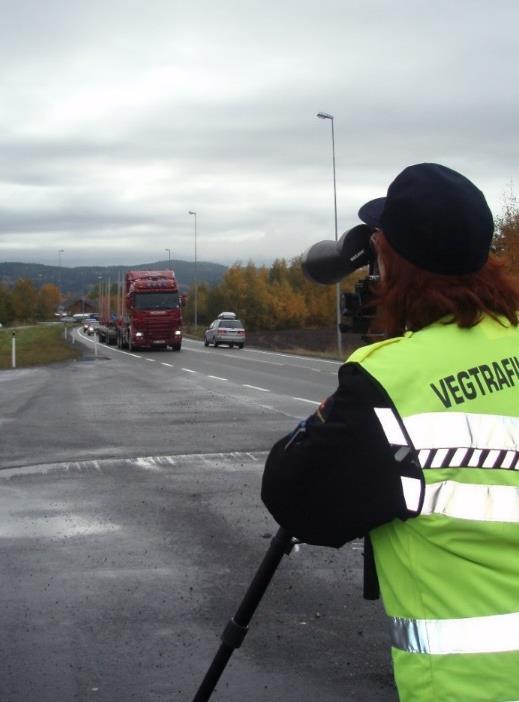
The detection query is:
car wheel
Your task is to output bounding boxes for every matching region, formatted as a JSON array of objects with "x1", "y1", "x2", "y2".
[
  {"x1": 204, "y1": 336, "x2": 209, "y2": 347},
  {"x1": 229, "y1": 343, "x2": 234, "y2": 348},
  {"x1": 214, "y1": 339, "x2": 219, "y2": 347}
]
